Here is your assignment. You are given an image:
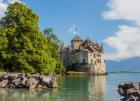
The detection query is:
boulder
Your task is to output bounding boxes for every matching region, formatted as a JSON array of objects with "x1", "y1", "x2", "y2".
[
  {"x1": 36, "y1": 84, "x2": 42, "y2": 89},
  {"x1": 21, "y1": 77, "x2": 27, "y2": 86},
  {"x1": 12, "y1": 78, "x2": 23, "y2": 88},
  {"x1": 0, "y1": 75, "x2": 8, "y2": 81},
  {"x1": 26, "y1": 77, "x2": 38, "y2": 89},
  {"x1": 41, "y1": 76, "x2": 52, "y2": 87},
  {"x1": 0, "y1": 73, "x2": 58, "y2": 89},
  {"x1": 8, "y1": 84, "x2": 16, "y2": 88},
  {"x1": 52, "y1": 80, "x2": 58, "y2": 88},
  {"x1": 118, "y1": 83, "x2": 140, "y2": 101},
  {"x1": 8, "y1": 73, "x2": 19, "y2": 81},
  {"x1": 0, "y1": 80, "x2": 8, "y2": 88},
  {"x1": 133, "y1": 82, "x2": 140, "y2": 90}
]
